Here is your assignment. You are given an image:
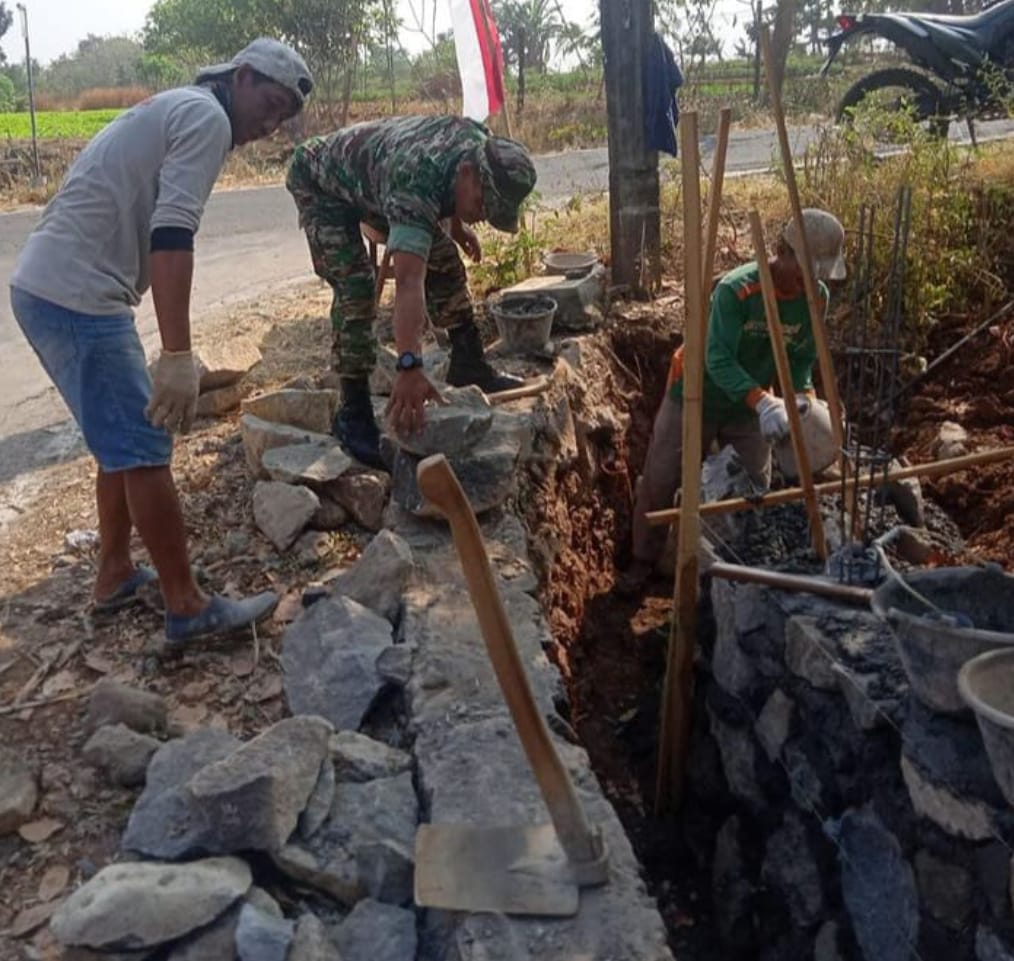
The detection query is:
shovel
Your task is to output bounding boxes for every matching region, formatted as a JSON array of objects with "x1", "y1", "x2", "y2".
[{"x1": 414, "y1": 454, "x2": 609, "y2": 916}]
